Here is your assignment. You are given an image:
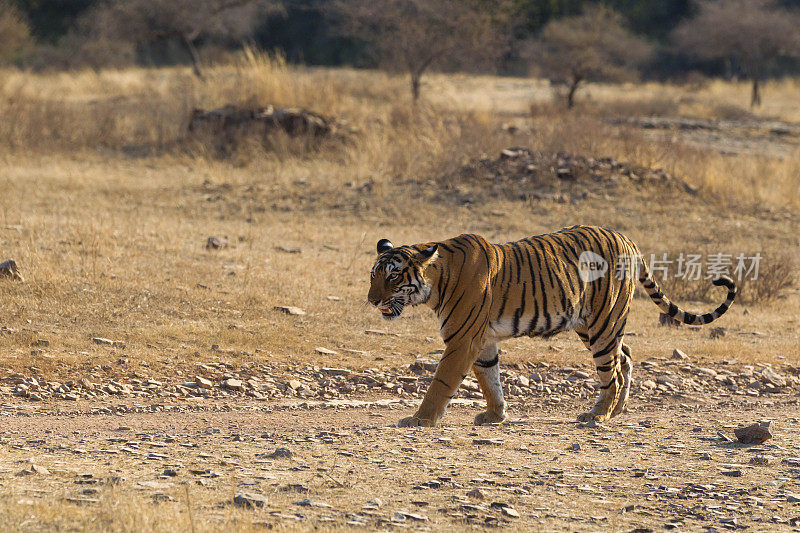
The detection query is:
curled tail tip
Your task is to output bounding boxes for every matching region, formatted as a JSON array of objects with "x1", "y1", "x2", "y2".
[{"x1": 712, "y1": 275, "x2": 736, "y2": 291}]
